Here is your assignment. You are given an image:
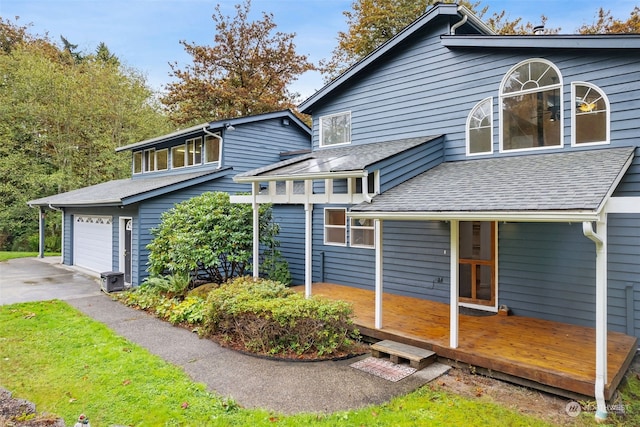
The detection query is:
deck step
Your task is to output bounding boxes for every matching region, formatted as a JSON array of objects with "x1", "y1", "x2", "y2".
[{"x1": 370, "y1": 340, "x2": 436, "y2": 370}]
